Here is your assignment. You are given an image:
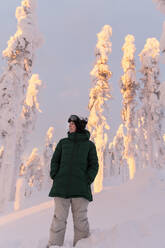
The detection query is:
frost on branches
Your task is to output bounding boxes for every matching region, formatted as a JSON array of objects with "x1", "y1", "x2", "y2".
[
  {"x1": 108, "y1": 124, "x2": 129, "y2": 184},
  {"x1": 120, "y1": 35, "x2": 138, "y2": 179},
  {"x1": 42, "y1": 127, "x2": 56, "y2": 190},
  {"x1": 138, "y1": 38, "x2": 165, "y2": 168},
  {"x1": 88, "y1": 25, "x2": 112, "y2": 193},
  {"x1": 0, "y1": 0, "x2": 42, "y2": 210}
]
